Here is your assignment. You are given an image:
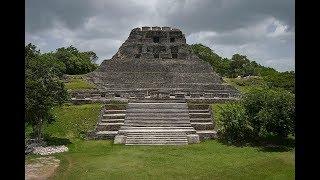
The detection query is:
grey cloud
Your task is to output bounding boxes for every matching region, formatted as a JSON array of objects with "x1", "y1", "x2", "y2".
[
  {"x1": 25, "y1": 0, "x2": 294, "y2": 72},
  {"x1": 153, "y1": 0, "x2": 294, "y2": 35}
]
